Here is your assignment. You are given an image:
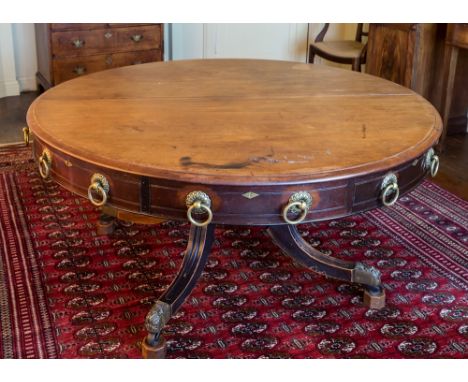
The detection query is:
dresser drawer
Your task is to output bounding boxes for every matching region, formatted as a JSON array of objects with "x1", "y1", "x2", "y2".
[
  {"x1": 50, "y1": 23, "x2": 153, "y2": 31},
  {"x1": 53, "y1": 49, "x2": 162, "y2": 84},
  {"x1": 51, "y1": 25, "x2": 162, "y2": 57}
]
